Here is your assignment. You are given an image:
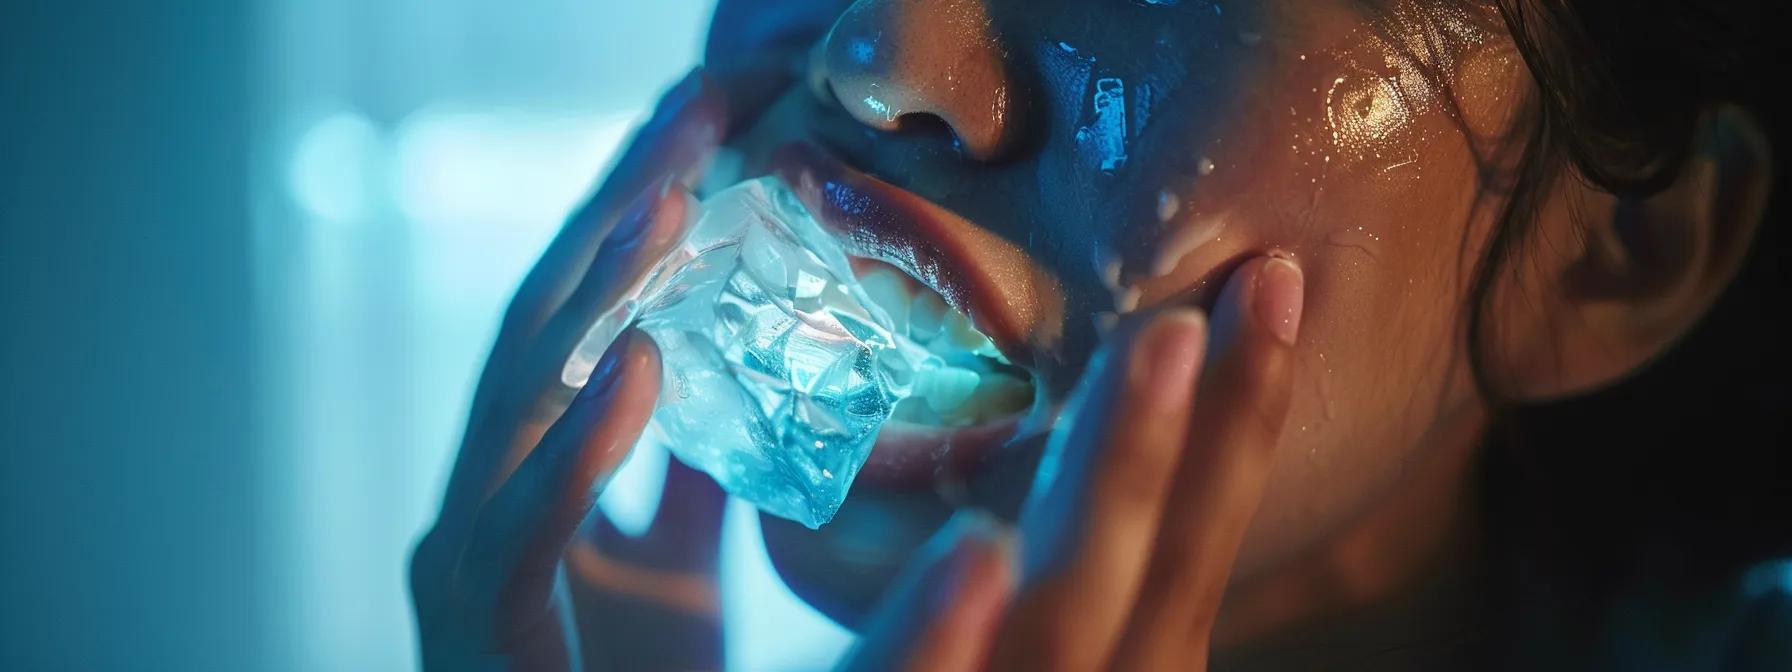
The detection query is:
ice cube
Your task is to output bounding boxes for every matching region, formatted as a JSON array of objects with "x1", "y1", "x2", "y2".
[{"x1": 562, "y1": 177, "x2": 942, "y2": 528}]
